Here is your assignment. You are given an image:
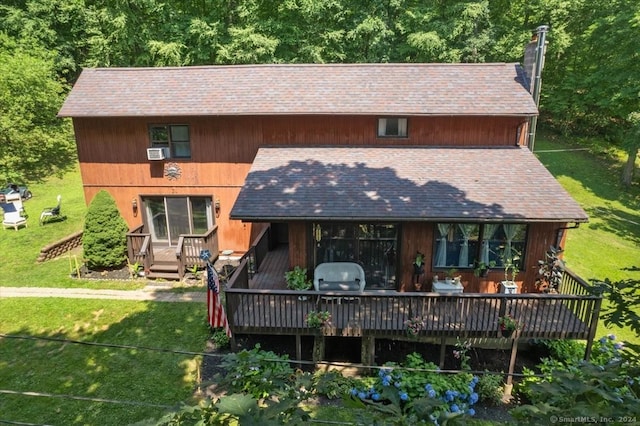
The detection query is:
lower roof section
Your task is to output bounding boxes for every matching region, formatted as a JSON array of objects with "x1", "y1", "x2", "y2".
[{"x1": 230, "y1": 146, "x2": 588, "y2": 223}]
